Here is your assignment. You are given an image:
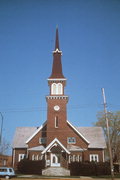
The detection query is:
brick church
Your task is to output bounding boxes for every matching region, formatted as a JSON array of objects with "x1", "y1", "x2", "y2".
[{"x1": 12, "y1": 28, "x2": 106, "y2": 175}]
